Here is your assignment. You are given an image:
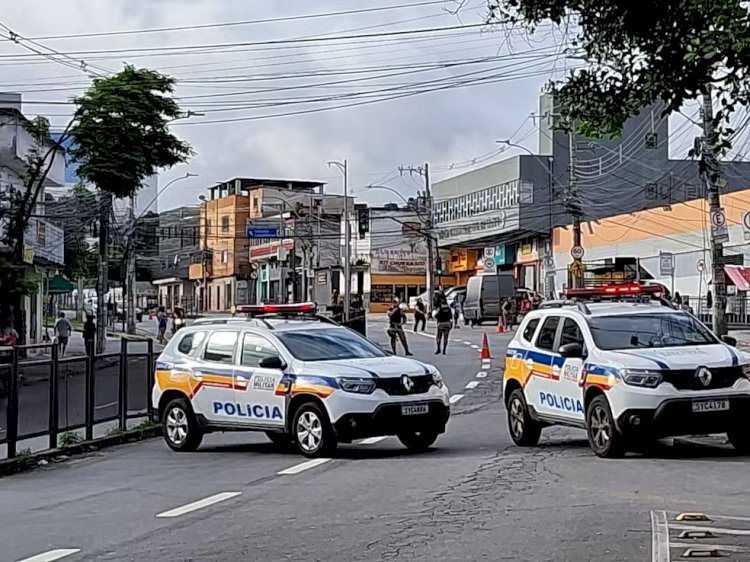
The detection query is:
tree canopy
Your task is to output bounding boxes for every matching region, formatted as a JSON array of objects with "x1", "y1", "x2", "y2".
[
  {"x1": 69, "y1": 65, "x2": 193, "y2": 197},
  {"x1": 488, "y1": 0, "x2": 750, "y2": 148}
]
